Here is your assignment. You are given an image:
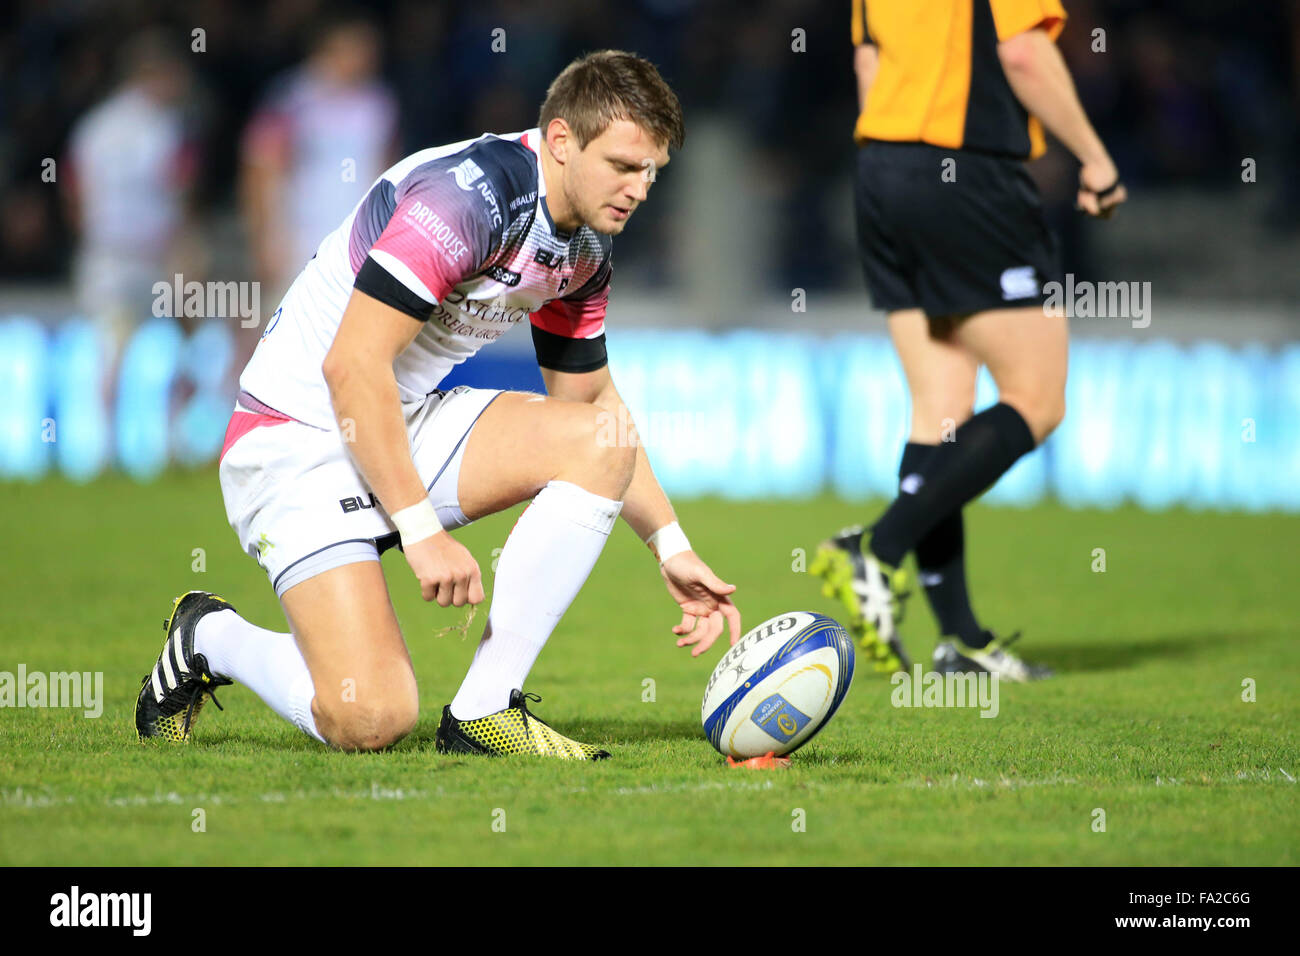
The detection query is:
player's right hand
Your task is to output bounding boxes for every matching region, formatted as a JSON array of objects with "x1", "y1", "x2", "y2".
[
  {"x1": 1077, "y1": 157, "x2": 1127, "y2": 219},
  {"x1": 403, "y1": 532, "x2": 484, "y2": 607}
]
